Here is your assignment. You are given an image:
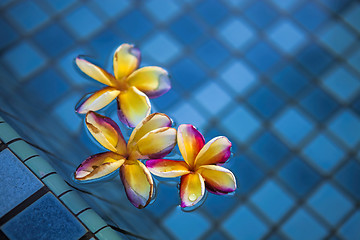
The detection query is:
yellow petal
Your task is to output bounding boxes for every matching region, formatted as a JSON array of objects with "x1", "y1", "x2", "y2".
[
  {"x1": 117, "y1": 86, "x2": 151, "y2": 128},
  {"x1": 113, "y1": 43, "x2": 141, "y2": 80},
  {"x1": 127, "y1": 66, "x2": 171, "y2": 98},
  {"x1": 197, "y1": 165, "x2": 236, "y2": 194},
  {"x1": 194, "y1": 136, "x2": 232, "y2": 168},
  {"x1": 180, "y1": 172, "x2": 205, "y2": 208},
  {"x1": 134, "y1": 127, "x2": 176, "y2": 159},
  {"x1": 120, "y1": 160, "x2": 153, "y2": 209},
  {"x1": 85, "y1": 111, "x2": 127, "y2": 154},
  {"x1": 74, "y1": 152, "x2": 125, "y2": 180},
  {"x1": 75, "y1": 57, "x2": 116, "y2": 86},
  {"x1": 177, "y1": 124, "x2": 205, "y2": 168},
  {"x1": 146, "y1": 159, "x2": 190, "y2": 178},
  {"x1": 76, "y1": 87, "x2": 120, "y2": 114}
]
